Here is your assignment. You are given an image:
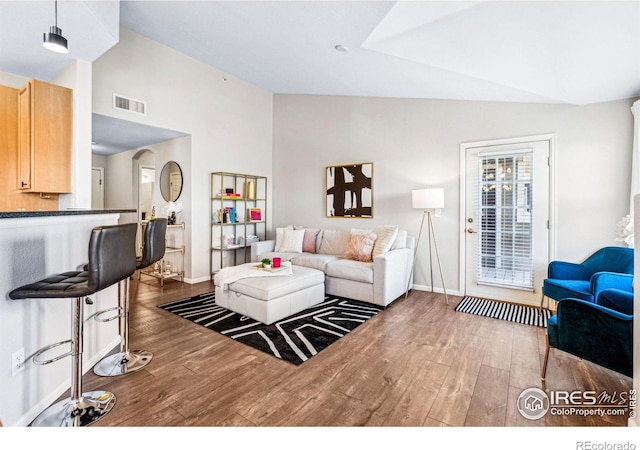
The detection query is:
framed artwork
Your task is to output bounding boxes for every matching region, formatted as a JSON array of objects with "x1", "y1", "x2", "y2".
[{"x1": 326, "y1": 162, "x2": 373, "y2": 218}]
